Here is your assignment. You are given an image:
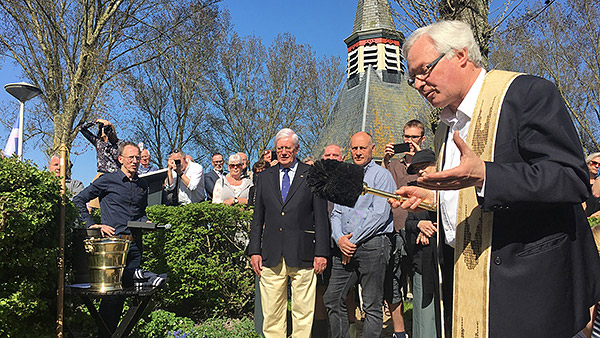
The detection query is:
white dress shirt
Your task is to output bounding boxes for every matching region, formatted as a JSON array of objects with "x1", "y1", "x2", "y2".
[
  {"x1": 279, "y1": 160, "x2": 298, "y2": 191},
  {"x1": 438, "y1": 69, "x2": 486, "y2": 247},
  {"x1": 166, "y1": 161, "x2": 205, "y2": 204}
]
